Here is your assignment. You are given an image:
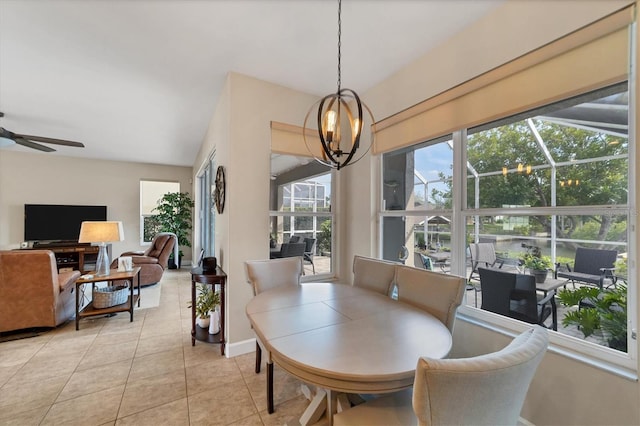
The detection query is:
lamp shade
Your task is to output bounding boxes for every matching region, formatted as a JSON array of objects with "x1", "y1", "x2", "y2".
[{"x1": 78, "y1": 221, "x2": 124, "y2": 243}]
